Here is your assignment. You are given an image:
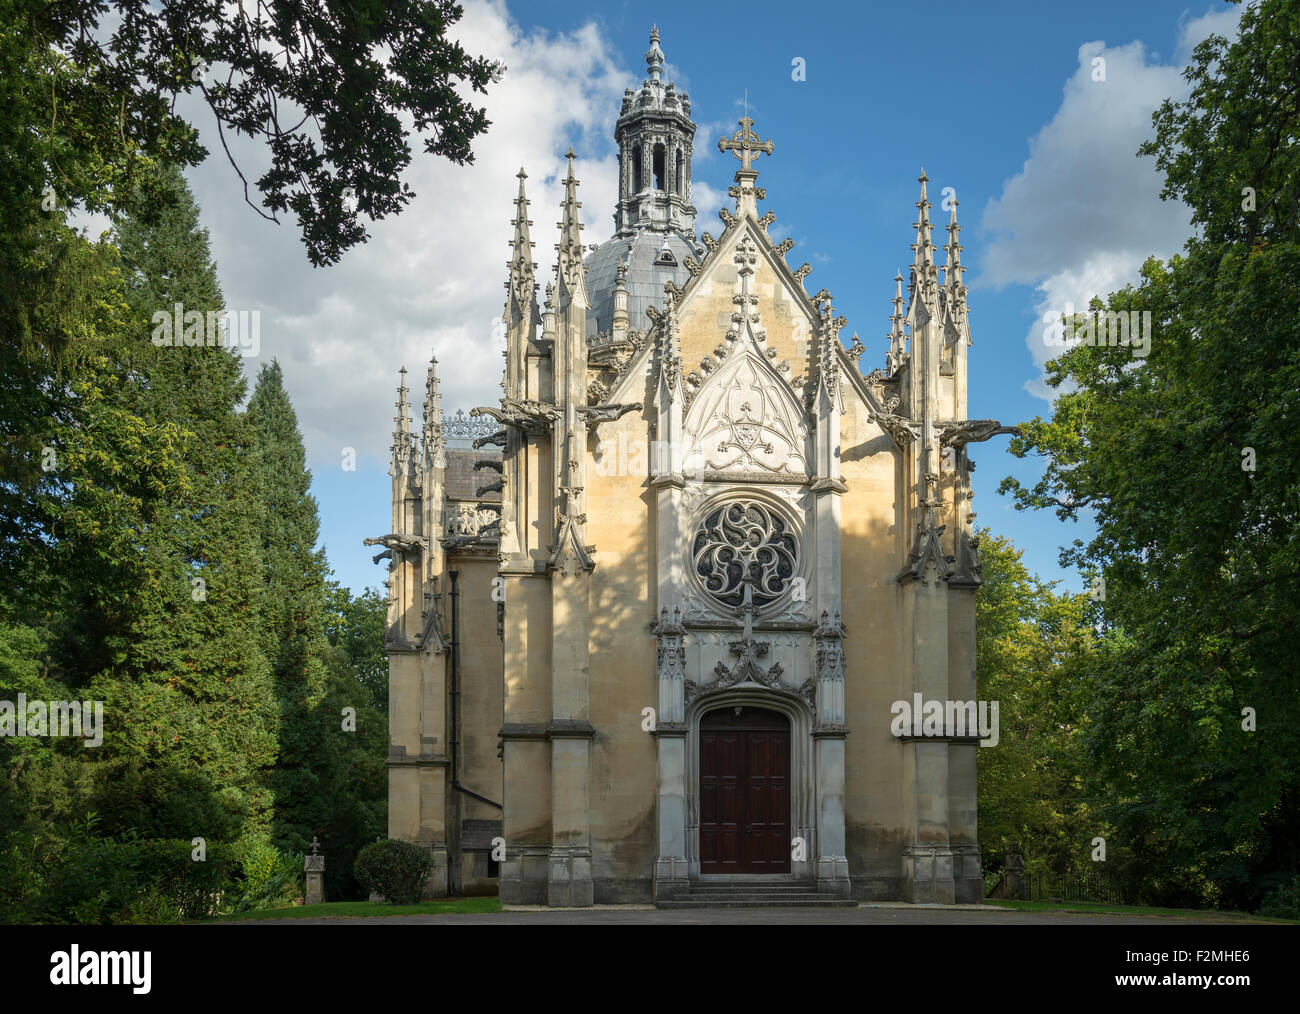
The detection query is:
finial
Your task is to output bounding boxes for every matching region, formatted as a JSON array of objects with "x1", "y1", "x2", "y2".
[
  {"x1": 517, "y1": 167, "x2": 527, "y2": 180},
  {"x1": 310, "y1": 836, "x2": 320, "y2": 856},
  {"x1": 646, "y1": 26, "x2": 664, "y2": 81},
  {"x1": 718, "y1": 115, "x2": 775, "y2": 174}
]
